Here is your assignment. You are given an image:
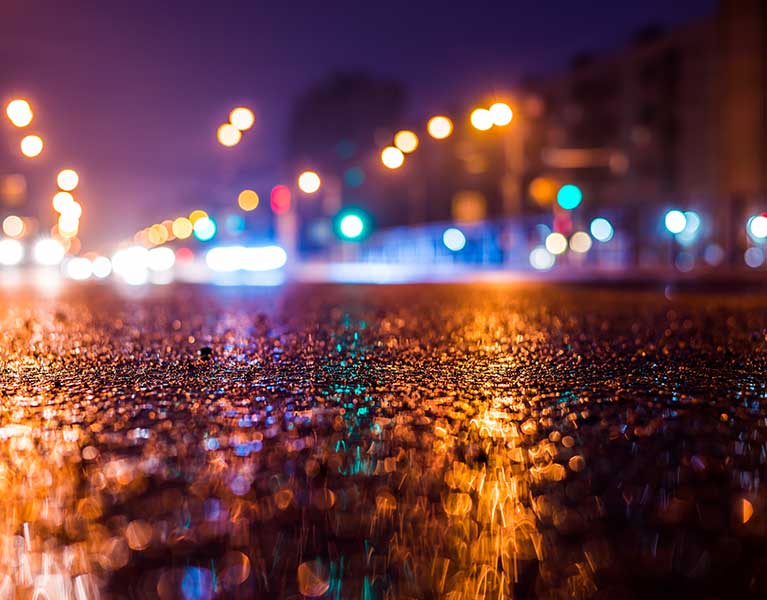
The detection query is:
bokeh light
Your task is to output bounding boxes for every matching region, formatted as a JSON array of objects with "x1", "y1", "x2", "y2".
[
  {"x1": 237, "y1": 190, "x2": 260, "y2": 211},
  {"x1": 2, "y1": 215, "x2": 24, "y2": 238},
  {"x1": 337, "y1": 211, "x2": 367, "y2": 240},
  {"x1": 569, "y1": 231, "x2": 592, "y2": 253},
  {"x1": 193, "y1": 216, "x2": 216, "y2": 241},
  {"x1": 52, "y1": 191, "x2": 75, "y2": 213},
  {"x1": 270, "y1": 185, "x2": 291, "y2": 214},
  {"x1": 111, "y1": 246, "x2": 150, "y2": 285},
  {"x1": 489, "y1": 102, "x2": 513, "y2": 126},
  {"x1": 664, "y1": 209, "x2": 687, "y2": 234},
  {"x1": 61, "y1": 200, "x2": 82, "y2": 219},
  {"x1": 189, "y1": 210, "x2": 208, "y2": 224},
  {"x1": 529, "y1": 177, "x2": 559, "y2": 206},
  {"x1": 172, "y1": 217, "x2": 194, "y2": 239},
  {"x1": 229, "y1": 107, "x2": 255, "y2": 131},
  {"x1": 748, "y1": 215, "x2": 767, "y2": 240},
  {"x1": 556, "y1": 184, "x2": 583, "y2": 210},
  {"x1": 427, "y1": 116, "x2": 453, "y2": 140},
  {"x1": 745, "y1": 246, "x2": 765, "y2": 268},
  {"x1": 33, "y1": 238, "x2": 65, "y2": 266},
  {"x1": 91, "y1": 256, "x2": 112, "y2": 278},
  {"x1": 148, "y1": 246, "x2": 176, "y2": 271},
  {"x1": 393, "y1": 130, "x2": 419, "y2": 154},
  {"x1": 545, "y1": 232, "x2": 568, "y2": 255},
  {"x1": 6, "y1": 99, "x2": 33, "y2": 127},
  {"x1": 470, "y1": 108, "x2": 493, "y2": 131},
  {"x1": 20, "y1": 135, "x2": 43, "y2": 158},
  {"x1": 217, "y1": 123, "x2": 242, "y2": 147},
  {"x1": 297, "y1": 171, "x2": 321, "y2": 194},
  {"x1": 381, "y1": 146, "x2": 404, "y2": 169},
  {"x1": 442, "y1": 227, "x2": 466, "y2": 252},
  {"x1": 529, "y1": 246, "x2": 555, "y2": 270},
  {"x1": 65, "y1": 257, "x2": 93, "y2": 280},
  {"x1": 57, "y1": 214, "x2": 79, "y2": 237},
  {"x1": 589, "y1": 217, "x2": 614, "y2": 242},
  {"x1": 0, "y1": 239, "x2": 24, "y2": 266},
  {"x1": 57, "y1": 169, "x2": 79, "y2": 191}
]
